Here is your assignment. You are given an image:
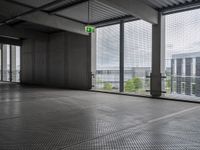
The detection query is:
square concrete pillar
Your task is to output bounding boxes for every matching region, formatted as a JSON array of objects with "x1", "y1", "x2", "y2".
[{"x1": 151, "y1": 14, "x2": 165, "y2": 97}]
